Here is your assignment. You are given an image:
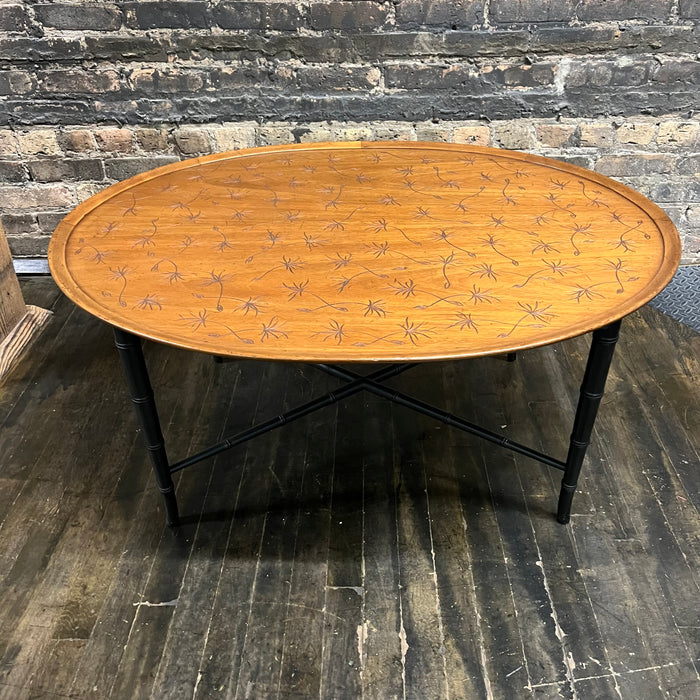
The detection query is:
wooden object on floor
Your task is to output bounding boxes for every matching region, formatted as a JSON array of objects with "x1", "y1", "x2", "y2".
[{"x1": 0, "y1": 224, "x2": 51, "y2": 380}]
